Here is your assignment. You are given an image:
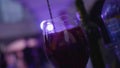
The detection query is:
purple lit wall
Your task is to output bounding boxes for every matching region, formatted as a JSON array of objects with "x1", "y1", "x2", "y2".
[
  {"x1": 0, "y1": 0, "x2": 96, "y2": 40},
  {"x1": 19, "y1": 0, "x2": 96, "y2": 20},
  {"x1": 19, "y1": 0, "x2": 76, "y2": 21},
  {"x1": 0, "y1": 0, "x2": 76, "y2": 39}
]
